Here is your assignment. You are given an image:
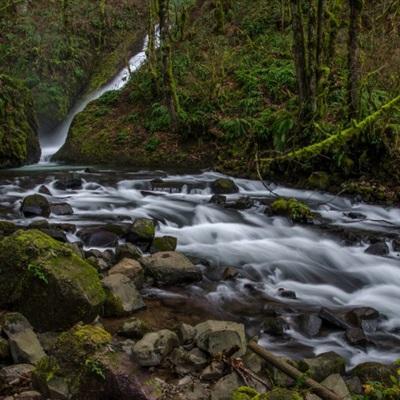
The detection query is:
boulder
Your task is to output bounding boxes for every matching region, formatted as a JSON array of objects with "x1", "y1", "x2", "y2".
[
  {"x1": 78, "y1": 226, "x2": 119, "y2": 247},
  {"x1": 321, "y1": 374, "x2": 351, "y2": 400},
  {"x1": 298, "y1": 313, "x2": 322, "y2": 337},
  {"x1": 194, "y1": 320, "x2": 246, "y2": 357},
  {"x1": 109, "y1": 258, "x2": 144, "y2": 288},
  {"x1": 0, "y1": 230, "x2": 106, "y2": 331},
  {"x1": 278, "y1": 288, "x2": 297, "y2": 299},
  {"x1": 39, "y1": 228, "x2": 68, "y2": 243},
  {"x1": 345, "y1": 327, "x2": 368, "y2": 347},
  {"x1": 132, "y1": 330, "x2": 179, "y2": 367},
  {"x1": 118, "y1": 318, "x2": 150, "y2": 339},
  {"x1": 50, "y1": 203, "x2": 73, "y2": 216},
  {"x1": 169, "y1": 347, "x2": 208, "y2": 375},
  {"x1": 222, "y1": 267, "x2": 240, "y2": 280},
  {"x1": 0, "y1": 364, "x2": 35, "y2": 390},
  {"x1": 263, "y1": 317, "x2": 289, "y2": 337},
  {"x1": 0, "y1": 221, "x2": 18, "y2": 236},
  {"x1": 140, "y1": 251, "x2": 202, "y2": 286},
  {"x1": 102, "y1": 273, "x2": 145, "y2": 317},
  {"x1": 116, "y1": 243, "x2": 142, "y2": 261},
  {"x1": 349, "y1": 362, "x2": 396, "y2": 385},
  {"x1": 38, "y1": 185, "x2": 51, "y2": 195},
  {"x1": 126, "y1": 218, "x2": 156, "y2": 249},
  {"x1": 298, "y1": 352, "x2": 346, "y2": 382},
  {"x1": 150, "y1": 236, "x2": 177, "y2": 253},
  {"x1": 211, "y1": 372, "x2": 241, "y2": 400},
  {"x1": 210, "y1": 178, "x2": 239, "y2": 195},
  {"x1": 209, "y1": 195, "x2": 226, "y2": 205},
  {"x1": 2, "y1": 313, "x2": 45, "y2": 364},
  {"x1": 178, "y1": 323, "x2": 196, "y2": 345},
  {"x1": 365, "y1": 241, "x2": 389, "y2": 256},
  {"x1": 21, "y1": 195, "x2": 50, "y2": 218},
  {"x1": 53, "y1": 174, "x2": 83, "y2": 190}
]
